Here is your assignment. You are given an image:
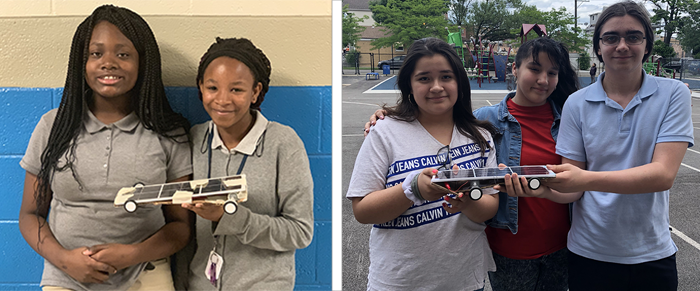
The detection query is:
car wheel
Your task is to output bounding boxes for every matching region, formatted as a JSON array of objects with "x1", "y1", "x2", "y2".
[
  {"x1": 528, "y1": 178, "x2": 541, "y2": 190},
  {"x1": 223, "y1": 200, "x2": 238, "y2": 215},
  {"x1": 124, "y1": 200, "x2": 138, "y2": 213},
  {"x1": 469, "y1": 188, "x2": 483, "y2": 200}
]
